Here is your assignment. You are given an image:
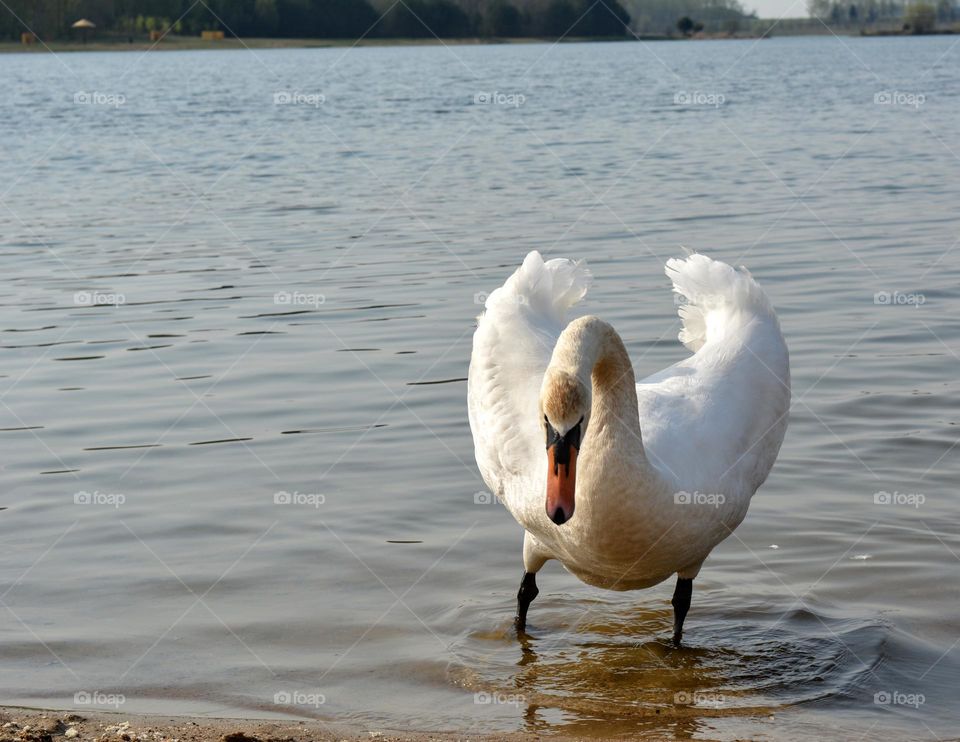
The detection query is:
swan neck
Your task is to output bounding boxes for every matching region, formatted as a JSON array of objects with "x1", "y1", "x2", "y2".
[{"x1": 551, "y1": 316, "x2": 642, "y2": 441}]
